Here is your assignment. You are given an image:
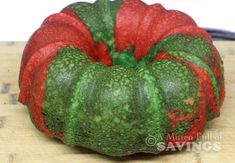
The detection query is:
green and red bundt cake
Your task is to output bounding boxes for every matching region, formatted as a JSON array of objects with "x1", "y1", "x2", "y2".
[{"x1": 18, "y1": 0, "x2": 225, "y2": 156}]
